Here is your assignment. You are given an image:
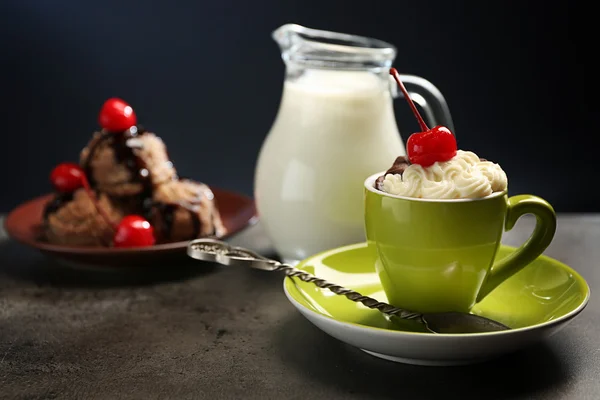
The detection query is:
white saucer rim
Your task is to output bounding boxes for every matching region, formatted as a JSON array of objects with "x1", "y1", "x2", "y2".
[{"x1": 283, "y1": 242, "x2": 591, "y2": 338}]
